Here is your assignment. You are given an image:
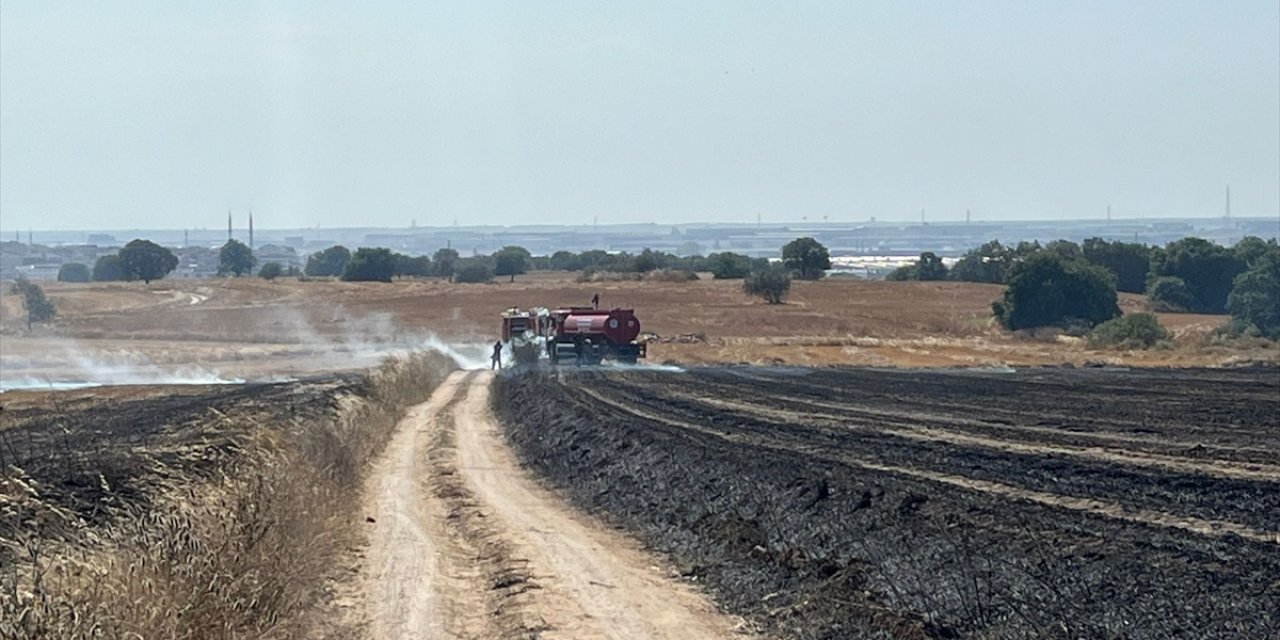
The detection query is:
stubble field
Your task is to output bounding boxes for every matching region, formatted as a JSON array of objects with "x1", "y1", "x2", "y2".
[{"x1": 495, "y1": 365, "x2": 1280, "y2": 639}]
